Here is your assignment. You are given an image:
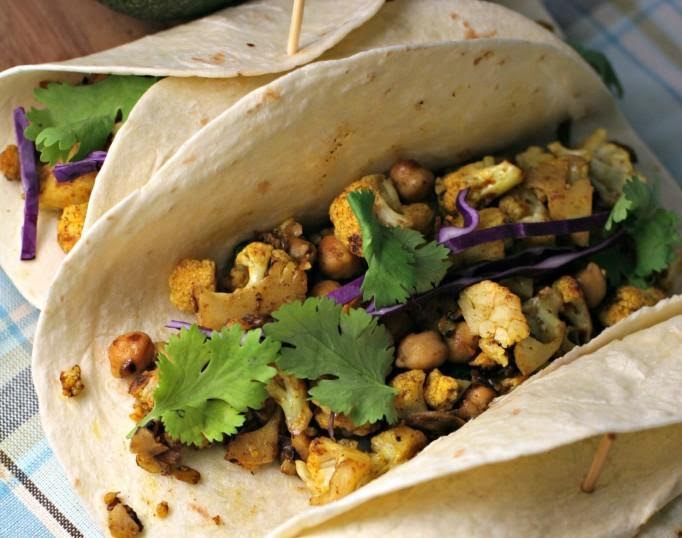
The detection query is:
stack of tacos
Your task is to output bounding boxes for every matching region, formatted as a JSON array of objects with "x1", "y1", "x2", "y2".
[{"x1": 12, "y1": 1, "x2": 682, "y2": 537}]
